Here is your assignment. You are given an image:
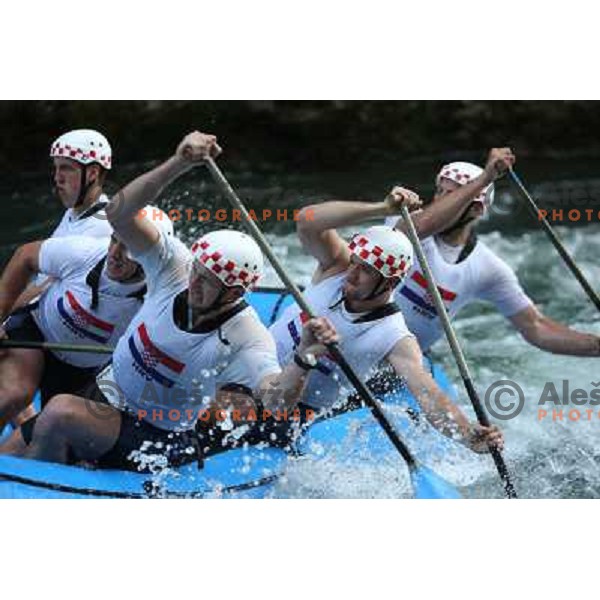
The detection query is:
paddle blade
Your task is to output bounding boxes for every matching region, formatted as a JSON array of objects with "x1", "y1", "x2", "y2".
[{"x1": 410, "y1": 465, "x2": 462, "y2": 499}]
